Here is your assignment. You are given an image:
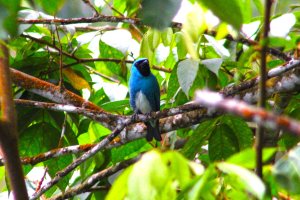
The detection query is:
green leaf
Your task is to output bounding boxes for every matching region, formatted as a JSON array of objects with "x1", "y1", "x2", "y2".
[
  {"x1": 221, "y1": 115, "x2": 253, "y2": 150},
  {"x1": 148, "y1": 29, "x2": 161, "y2": 50},
  {"x1": 140, "y1": 0, "x2": 182, "y2": 30},
  {"x1": 177, "y1": 59, "x2": 199, "y2": 97},
  {"x1": 110, "y1": 139, "x2": 152, "y2": 164},
  {"x1": 273, "y1": 146, "x2": 300, "y2": 194},
  {"x1": 253, "y1": 0, "x2": 264, "y2": 15},
  {"x1": 106, "y1": 165, "x2": 133, "y2": 200},
  {"x1": 101, "y1": 100, "x2": 130, "y2": 112},
  {"x1": 217, "y1": 162, "x2": 266, "y2": 199},
  {"x1": 182, "y1": 5, "x2": 206, "y2": 59},
  {"x1": 209, "y1": 123, "x2": 239, "y2": 161},
  {"x1": 19, "y1": 123, "x2": 60, "y2": 157},
  {"x1": 37, "y1": 0, "x2": 66, "y2": 15},
  {"x1": 140, "y1": 31, "x2": 154, "y2": 64},
  {"x1": 167, "y1": 62, "x2": 180, "y2": 101},
  {"x1": 175, "y1": 32, "x2": 188, "y2": 60},
  {"x1": 227, "y1": 148, "x2": 277, "y2": 169},
  {"x1": 181, "y1": 119, "x2": 217, "y2": 159},
  {"x1": 127, "y1": 150, "x2": 175, "y2": 200},
  {"x1": 162, "y1": 151, "x2": 192, "y2": 188},
  {"x1": 45, "y1": 155, "x2": 73, "y2": 192},
  {"x1": 161, "y1": 28, "x2": 173, "y2": 46},
  {"x1": 198, "y1": 0, "x2": 243, "y2": 30},
  {"x1": 201, "y1": 58, "x2": 223, "y2": 76},
  {"x1": 187, "y1": 165, "x2": 218, "y2": 200},
  {"x1": 0, "y1": 0, "x2": 20, "y2": 38}
]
